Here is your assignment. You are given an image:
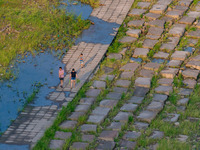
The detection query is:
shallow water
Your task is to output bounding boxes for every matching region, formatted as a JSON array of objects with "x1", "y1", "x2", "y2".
[
  {"x1": 0, "y1": 0, "x2": 92, "y2": 134},
  {"x1": 0, "y1": 0, "x2": 121, "y2": 149}
]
